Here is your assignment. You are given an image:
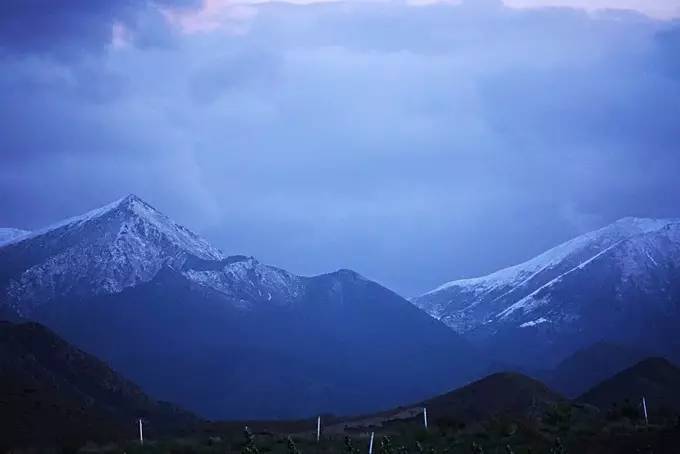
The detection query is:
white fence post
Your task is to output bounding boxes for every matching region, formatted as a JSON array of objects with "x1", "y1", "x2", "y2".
[
  {"x1": 138, "y1": 418, "x2": 144, "y2": 445},
  {"x1": 642, "y1": 396, "x2": 649, "y2": 425},
  {"x1": 368, "y1": 431, "x2": 375, "y2": 454},
  {"x1": 317, "y1": 416, "x2": 321, "y2": 442},
  {"x1": 423, "y1": 407, "x2": 428, "y2": 430}
]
